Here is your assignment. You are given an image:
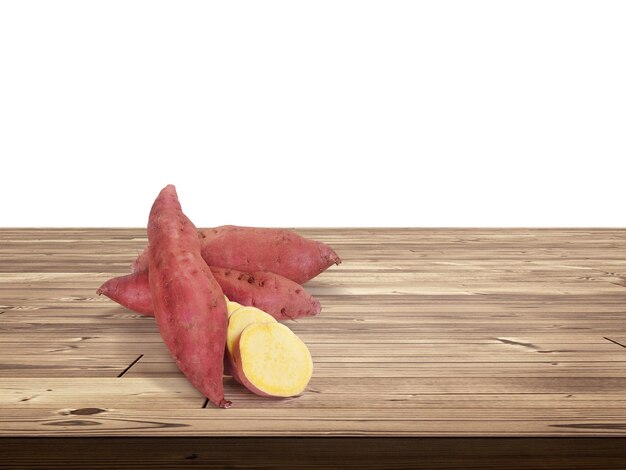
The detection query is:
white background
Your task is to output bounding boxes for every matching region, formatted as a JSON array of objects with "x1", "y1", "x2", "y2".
[{"x1": 1, "y1": 1, "x2": 625, "y2": 227}]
